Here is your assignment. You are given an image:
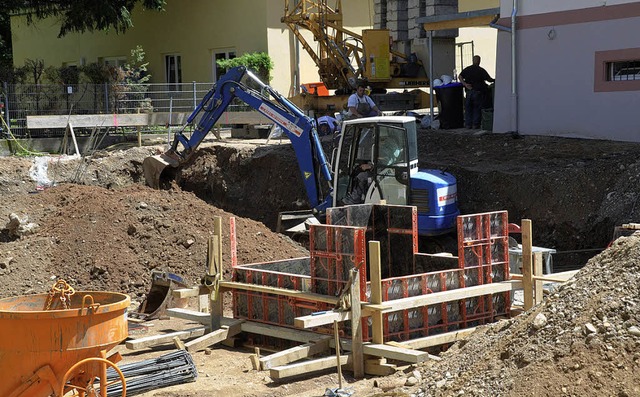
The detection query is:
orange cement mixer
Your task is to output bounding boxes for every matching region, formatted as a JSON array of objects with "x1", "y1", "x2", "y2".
[{"x1": 0, "y1": 283, "x2": 130, "y2": 397}]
